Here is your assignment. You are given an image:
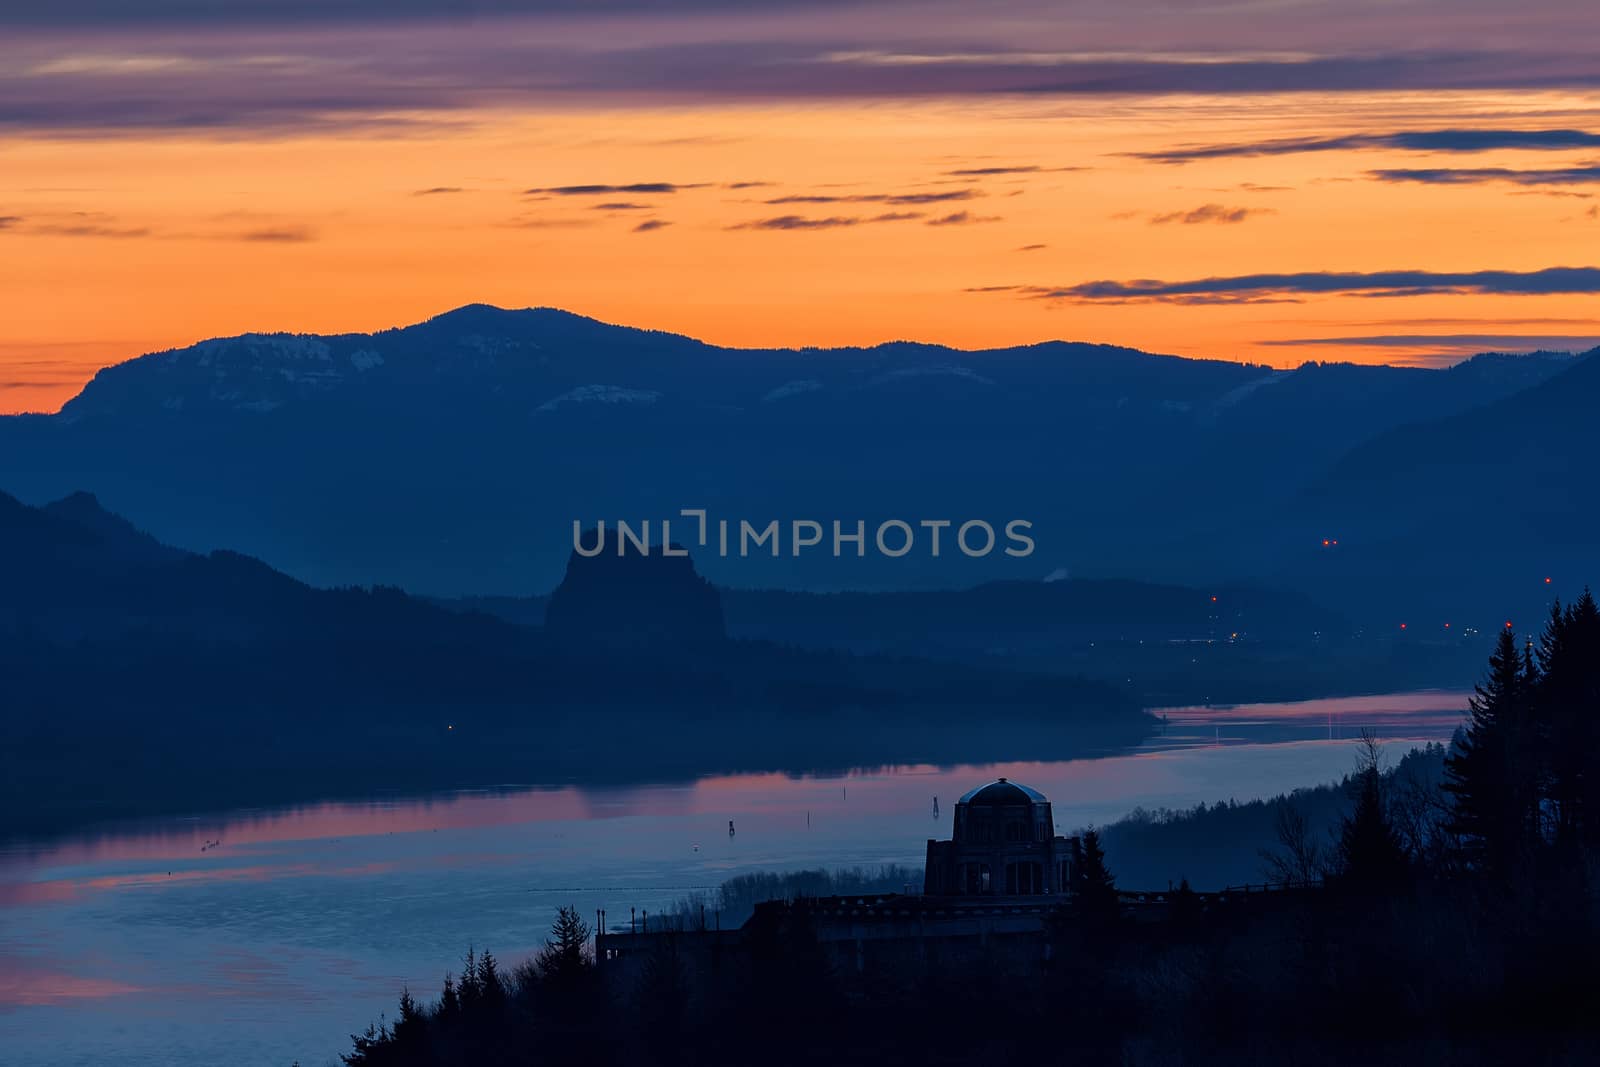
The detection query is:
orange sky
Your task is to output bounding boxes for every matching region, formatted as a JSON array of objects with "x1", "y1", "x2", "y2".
[{"x1": 4, "y1": 89, "x2": 1600, "y2": 414}]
